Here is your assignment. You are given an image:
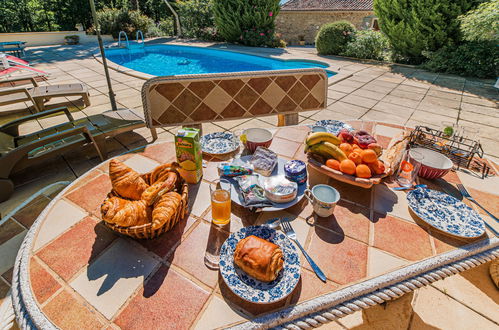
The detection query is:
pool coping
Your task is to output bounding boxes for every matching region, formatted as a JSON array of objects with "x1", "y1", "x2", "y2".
[{"x1": 93, "y1": 42, "x2": 352, "y2": 85}]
